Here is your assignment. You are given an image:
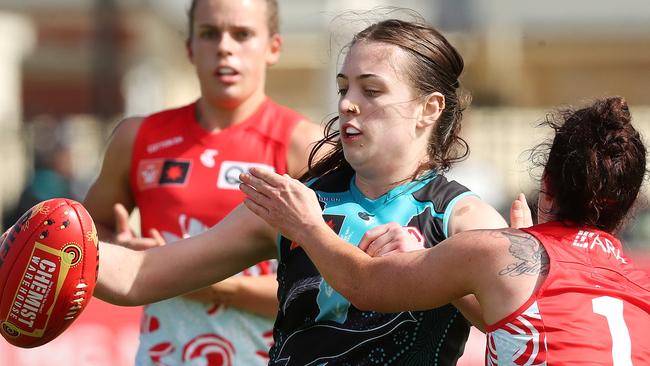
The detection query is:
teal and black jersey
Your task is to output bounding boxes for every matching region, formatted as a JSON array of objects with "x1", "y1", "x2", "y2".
[{"x1": 269, "y1": 169, "x2": 478, "y2": 366}]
